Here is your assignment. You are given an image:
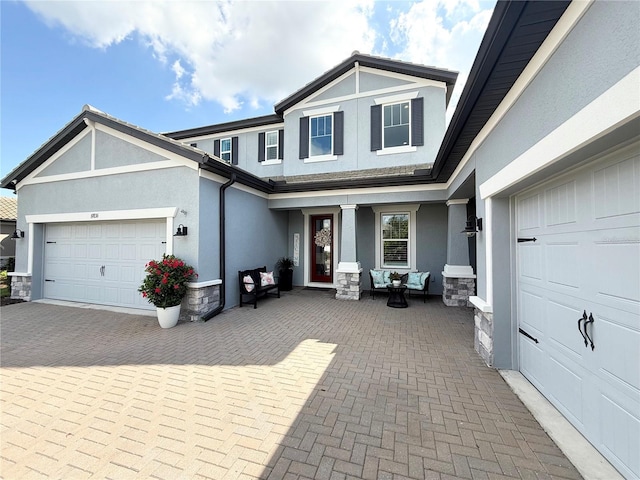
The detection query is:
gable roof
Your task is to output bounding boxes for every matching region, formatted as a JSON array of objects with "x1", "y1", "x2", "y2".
[
  {"x1": 274, "y1": 52, "x2": 459, "y2": 114},
  {"x1": 0, "y1": 197, "x2": 17, "y2": 221}
]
